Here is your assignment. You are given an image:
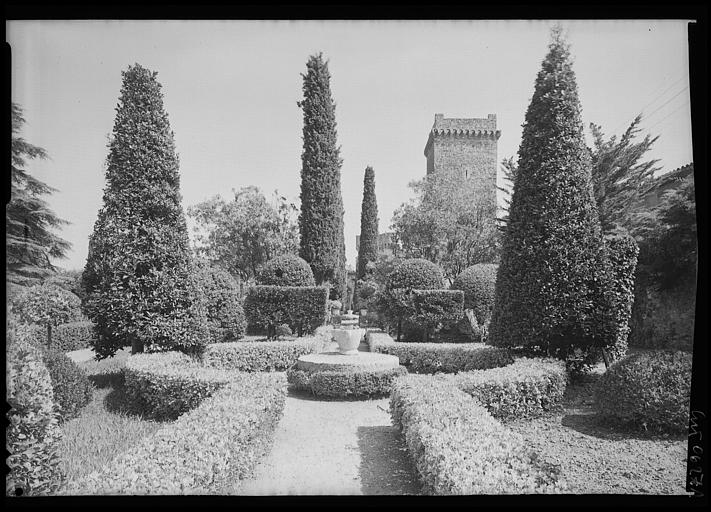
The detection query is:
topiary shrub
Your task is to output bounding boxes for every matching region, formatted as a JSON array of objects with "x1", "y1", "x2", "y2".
[
  {"x1": 287, "y1": 365, "x2": 407, "y2": 399},
  {"x1": 451, "y1": 263, "x2": 498, "y2": 340},
  {"x1": 410, "y1": 289, "x2": 465, "y2": 342},
  {"x1": 593, "y1": 350, "x2": 692, "y2": 434},
  {"x1": 27, "y1": 320, "x2": 96, "y2": 352},
  {"x1": 12, "y1": 283, "x2": 83, "y2": 348},
  {"x1": 196, "y1": 264, "x2": 247, "y2": 343},
  {"x1": 6, "y1": 324, "x2": 65, "y2": 496},
  {"x1": 382, "y1": 258, "x2": 444, "y2": 341},
  {"x1": 256, "y1": 255, "x2": 315, "y2": 287},
  {"x1": 41, "y1": 349, "x2": 94, "y2": 422},
  {"x1": 244, "y1": 285, "x2": 328, "y2": 338}
]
